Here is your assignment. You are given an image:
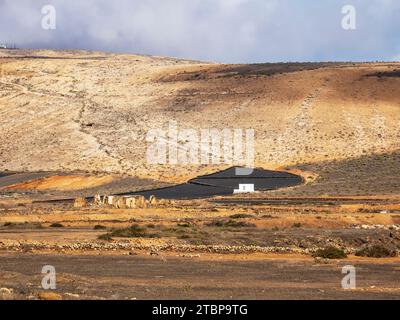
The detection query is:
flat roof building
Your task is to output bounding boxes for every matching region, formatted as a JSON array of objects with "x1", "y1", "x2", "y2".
[{"x1": 233, "y1": 184, "x2": 255, "y2": 194}]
